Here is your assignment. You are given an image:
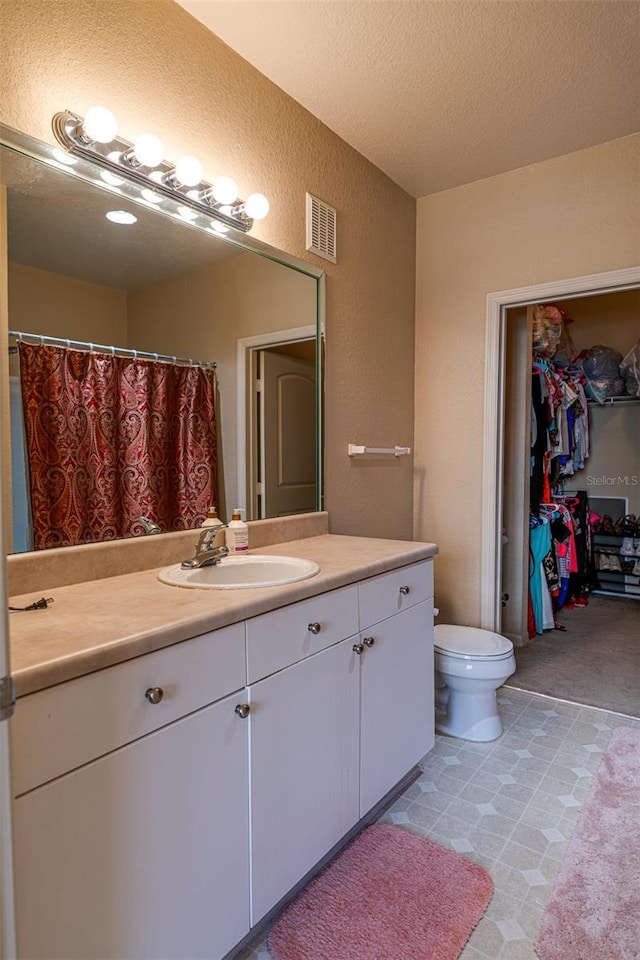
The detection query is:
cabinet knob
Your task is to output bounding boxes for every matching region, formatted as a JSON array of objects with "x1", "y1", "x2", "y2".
[
  {"x1": 363, "y1": 636, "x2": 376, "y2": 647},
  {"x1": 399, "y1": 585, "x2": 410, "y2": 596},
  {"x1": 235, "y1": 703, "x2": 251, "y2": 719},
  {"x1": 307, "y1": 622, "x2": 322, "y2": 635},
  {"x1": 352, "y1": 643, "x2": 365, "y2": 656},
  {"x1": 145, "y1": 686, "x2": 164, "y2": 705}
]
